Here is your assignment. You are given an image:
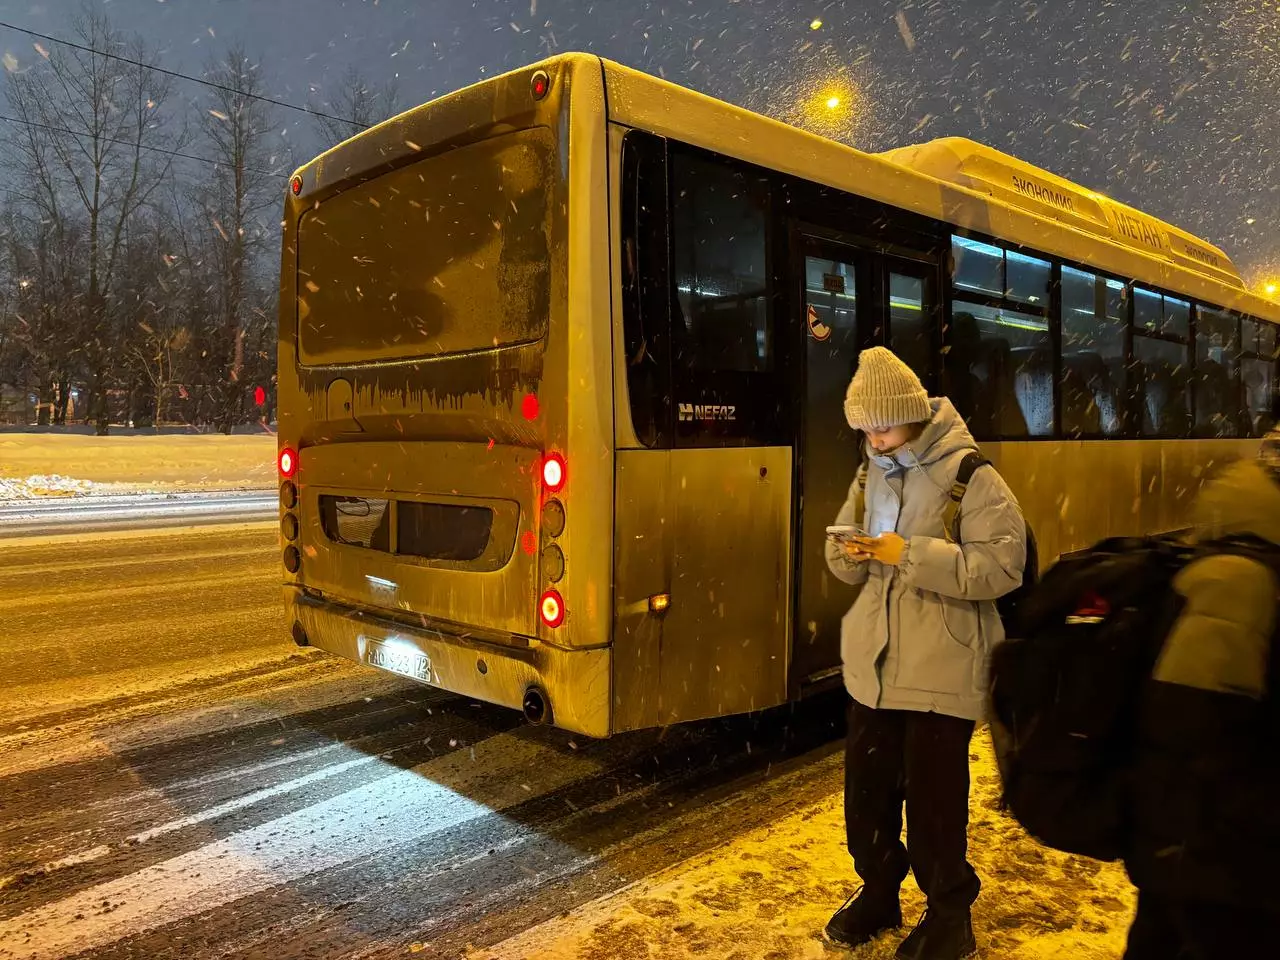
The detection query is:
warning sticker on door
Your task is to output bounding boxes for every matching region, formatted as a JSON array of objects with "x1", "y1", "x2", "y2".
[{"x1": 806, "y1": 304, "x2": 832, "y2": 342}]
